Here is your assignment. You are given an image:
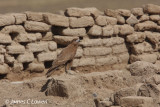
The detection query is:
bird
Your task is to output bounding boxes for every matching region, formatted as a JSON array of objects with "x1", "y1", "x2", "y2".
[{"x1": 46, "y1": 38, "x2": 80, "y2": 77}]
